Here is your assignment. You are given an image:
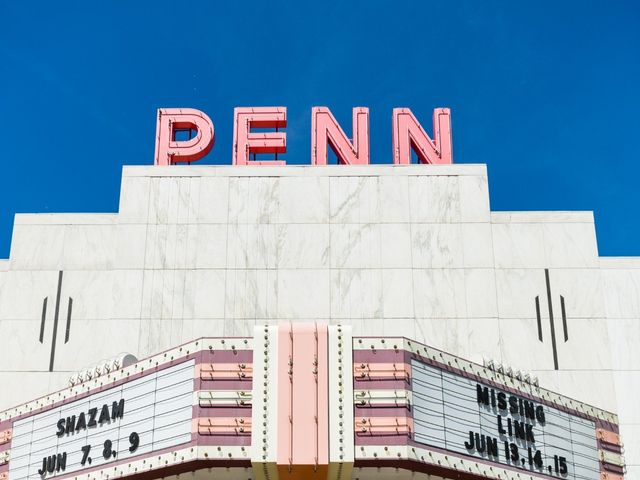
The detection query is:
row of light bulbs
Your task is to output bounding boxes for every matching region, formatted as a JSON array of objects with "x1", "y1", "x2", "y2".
[
  {"x1": 482, "y1": 358, "x2": 539, "y2": 387},
  {"x1": 68, "y1": 353, "x2": 138, "y2": 386}
]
